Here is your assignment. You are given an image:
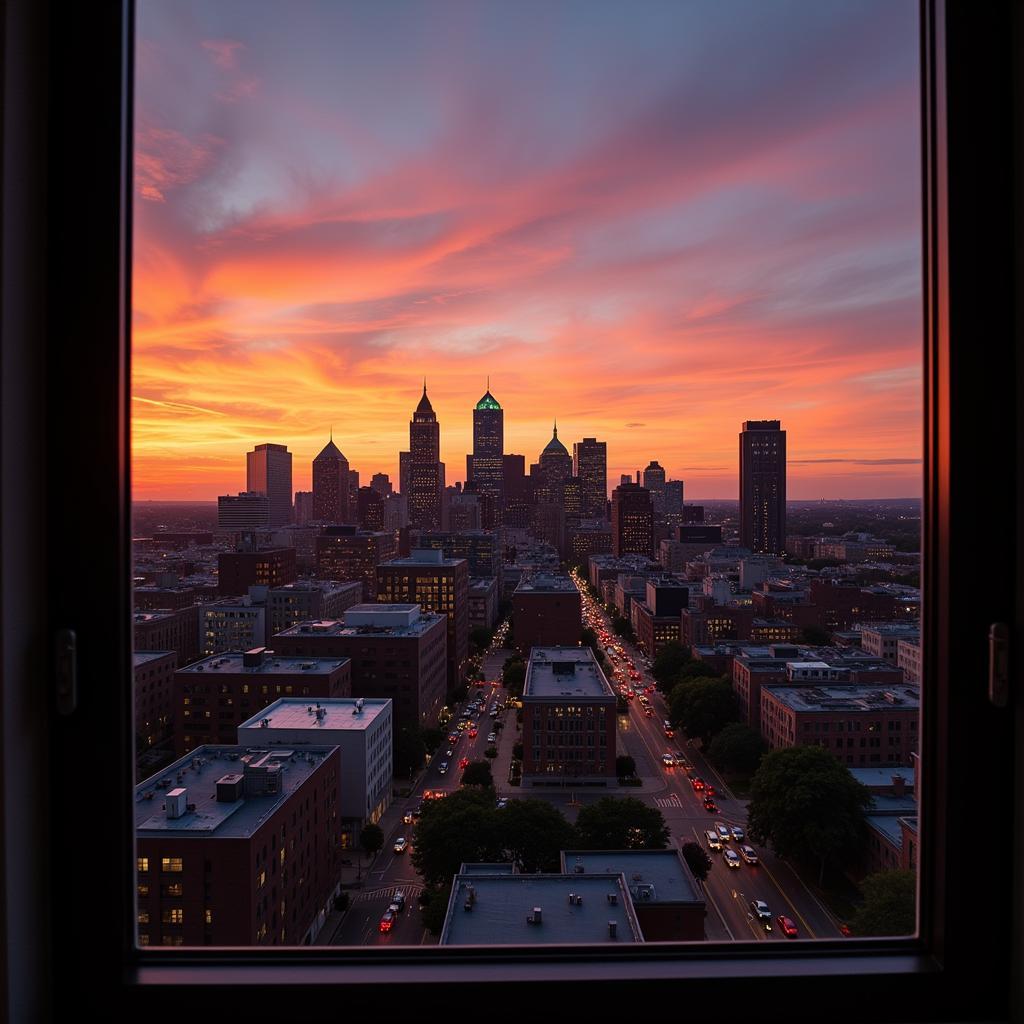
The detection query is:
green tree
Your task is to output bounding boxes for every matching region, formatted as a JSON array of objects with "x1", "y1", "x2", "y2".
[
  {"x1": 410, "y1": 789, "x2": 503, "y2": 887},
  {"x1": 680, "y1": 840, "x2": 712, "y2": 882},
  {"x1": 669, "y1": 677, "x2": 738, "y2": 746},
  {"x1": 359, "y1": 822, "x2": 384, "y2": 859},
  {"x1": 611, "y1": 614, "x2": 635, "y2": 641},
  {"x1": 850, "y1": 870, "x2": 916, "y2": 936},
  {"x1": 502, "y1": 661, "x2": 527, "y2": 697},
  {"x1": 512, "y1": 742, "x2": 524, "y2": 760},
  {"x1": 651, "y1": 642, "x2": 690, "y2": 688},
  {"x1": 574, "y1": 797, "x2": 670, "y2": 850},
  {"x1": 420, "y1": 727, "x2": 445, "y2": 754},
  {"x1": 707, "y1": 723, "x2": 767, "y2": 776},
  {"x1": 396, "y1": 726, "x2": 427, "y2": 775},
  {"x1": 461, "y1": 760, "x2": 494, "y2": 788},
  {"x1": 801, "y1": 624, "x2": 831, "y2": 645},
  {"x1": 469, "y1": 626, "x2": 493, "y2": 652},
  {"x1": 678, "y1": 660, "x2": 721, "y2": 683},
  {"x1": 747, "y1": 746, "x2": 872, "y2": 884},
  {"x1": 498, "y1": 799, "x2": 578, "y2": 873},
  {"x1": 615, "y1": 755, "x2": 637, "y2": 778},
  {"x1": 419, "y1": 883, "x2": 453, "y2": 935},
  {"x1": 484, "y1": 746, "x2": 498, "y2": 759}
]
